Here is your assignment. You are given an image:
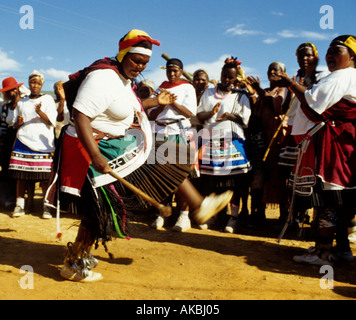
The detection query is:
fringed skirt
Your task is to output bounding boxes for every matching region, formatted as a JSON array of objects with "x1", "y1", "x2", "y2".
[
  {"x1": 9, "y1": 139, "x2": 53, "y2": 180},
  {"x1": 47, "y1": 132, "x2": 192, "y2": 241}
]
